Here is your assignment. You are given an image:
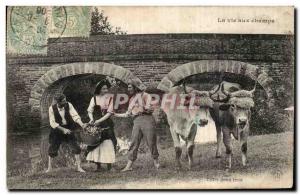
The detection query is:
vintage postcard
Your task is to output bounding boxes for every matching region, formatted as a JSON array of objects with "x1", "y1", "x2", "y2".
[{"x1": 6, "y1": 6, "x2": 294, "y2": 190}]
